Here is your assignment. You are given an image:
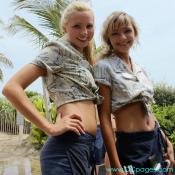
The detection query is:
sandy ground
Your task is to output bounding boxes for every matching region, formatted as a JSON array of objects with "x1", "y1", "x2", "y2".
[
  {"x1": 0, "y1": 133, "x2": 106, "y2": 175},
  {"x1": 0, "y1": 133, "x2": 39, "y2": 159},
  {"x1": 0, "y1": 133, "x2": 40, "y2": 175}
]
